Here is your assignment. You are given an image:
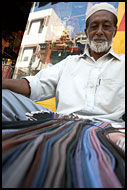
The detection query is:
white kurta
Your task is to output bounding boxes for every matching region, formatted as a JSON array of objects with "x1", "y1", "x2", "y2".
[{"x1": 24, "y1": 48, "x2": 125, "y2": 125}]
